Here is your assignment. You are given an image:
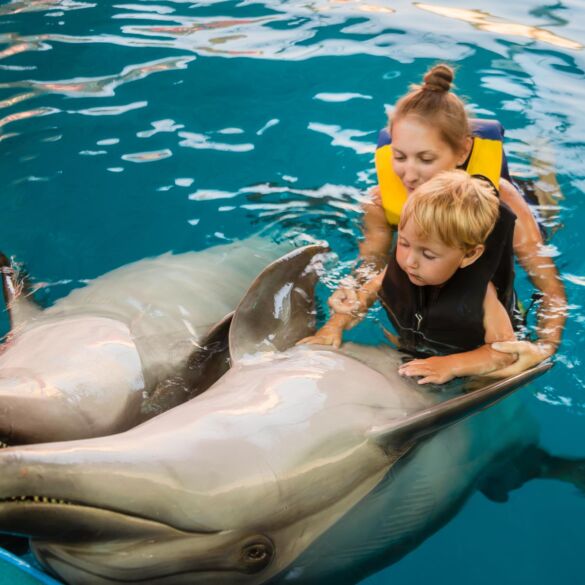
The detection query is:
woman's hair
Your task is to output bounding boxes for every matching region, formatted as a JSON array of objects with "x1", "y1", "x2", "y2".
[
  {"x1": 399, "y1": 170, "x2": 499, "y2": 252},
  {"x1": 391, "y1": 64, "x2": 470, "y2": 154}
]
